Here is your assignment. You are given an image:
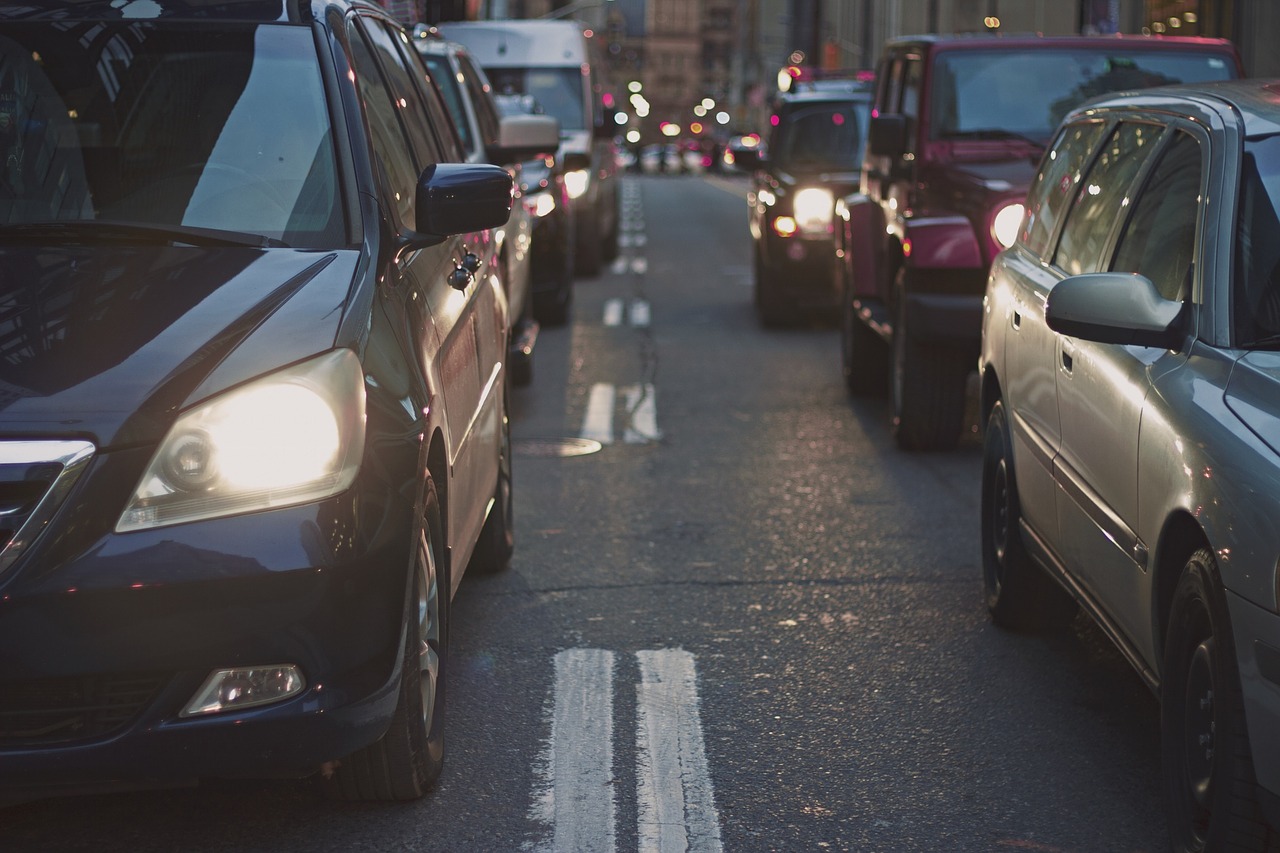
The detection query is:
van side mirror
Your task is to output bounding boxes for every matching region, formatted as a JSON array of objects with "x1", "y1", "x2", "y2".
[
  {"x1": 868, "y1": 114, "x2": 907, "y2": 158},
  {"x1": 488, "y1": 114, "x2": 561, "y2": 165}
]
